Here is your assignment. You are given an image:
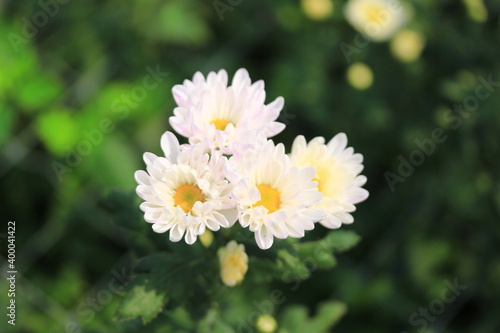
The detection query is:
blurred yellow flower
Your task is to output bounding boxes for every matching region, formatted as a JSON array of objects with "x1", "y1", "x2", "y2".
[
  {"x1": 344, "y1": 0, "x2": 410, "y2": 42},
  {"x1": 256, "y1": 314, "x2": 278, "y2": 333},
  {"x1": 390, "y1": 29, "x2": 426, "y2": 63},
  {"x1": 346, "y1": 62, "x2": 373, "y2": 90},
  {"x1": 199, "y1": 229, "x2": 214, "y2": 247},
  {"x1": 218, "y1": 241, "x2": 248, "y2": 287},
  {"x1": 462, "y1": 0, "x2": 488, "y2": 23},
  {"x1": 301, "y1": 0, "x2": 334, "y2": 21}
]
